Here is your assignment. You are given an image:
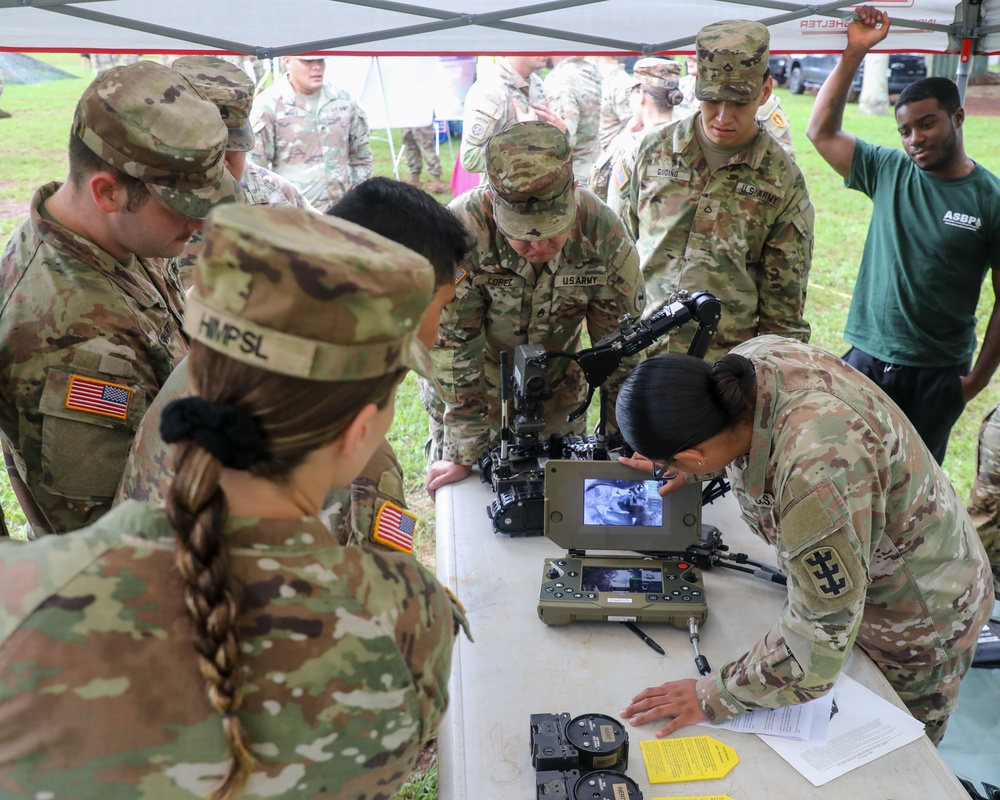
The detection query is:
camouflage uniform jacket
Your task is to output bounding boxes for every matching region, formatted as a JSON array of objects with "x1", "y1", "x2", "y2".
[
  {"x1": 967, "y1": 403, "x2": 1000, "y2": 594},
  {"x1": 589, "y1": 121, "x2": 667, "y2": 203},
  {"x1": 0, "y1": 182, "x2": 188, "y2": 535},
  {"x1": 459, "y1": 58, "x2": 547, "y2": 175},
  {"x1": 610, "y1": 113, "x2": 813, "y2": 361},
  {"x1": 755, "y1": 92, "x2": 795, "y2": 158},
  {"x1": 250, "y1": 76, "x2": 373, "y2": 212},
  {"x1": 429, "y1": 186, "x2": 646, "y2": 466},
  {"x1": 695, "y1": 336, "x2": 992, "y2": 723},
  {"x1": 544, "y1": 57, "x2": 603, "y2": 182},
  {"x1": 176, "y1": 161, "x2": 317, "y2": 288},
  {"x1": 598, "y1": 62, "x2": 637, "y2": 151},
  {"x1": 675, "y1": 75, "x2": 795, "y2": 158},
  {"x1": 115, "y1": 358, "x2": 412, "y2": 553},
  {"x1": 0, "y1": 501, "x2": 463, "y2": 799}
]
